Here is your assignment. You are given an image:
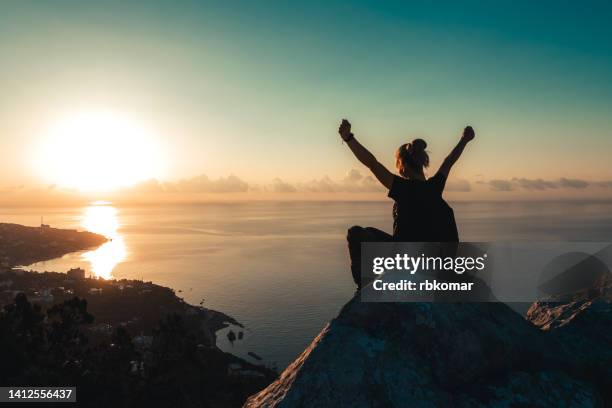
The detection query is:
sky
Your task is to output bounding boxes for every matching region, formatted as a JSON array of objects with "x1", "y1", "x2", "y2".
[{"x1": 1, "y1": 0, "x2": 612, "y2": 201}]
